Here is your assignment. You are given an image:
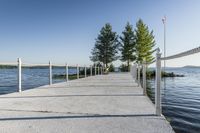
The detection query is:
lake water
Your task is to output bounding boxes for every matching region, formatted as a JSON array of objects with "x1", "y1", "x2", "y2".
[
  {"x1": 147, "y1": 67, "x2": 200, "y2": 133},
  {"x1": 0, "y1": 67, "x2": 200, "y2": 133},
  {"x1": 0, "y1": 67, "x2": 78, "y2": 94}
]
